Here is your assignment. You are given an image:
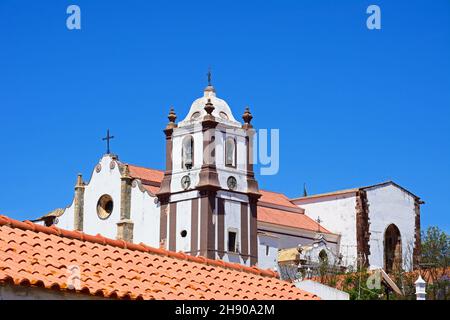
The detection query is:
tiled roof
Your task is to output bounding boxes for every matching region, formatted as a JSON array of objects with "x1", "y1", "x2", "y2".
[
  {"x1": 128, "y1": 165, "x2": 164, "y2": 184},
  {"x1": 258, "y1": 206, "x2": 331, "y2": 234},
  {"x1": 259, "y1": 190, "x2": 299, "y2": 209},
  {"x1": 0, "y1": 215, "x2": 318, "y2": 300},
  {"x1": 291, "y1": 181, "x2": 421, "y2": 202}
]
